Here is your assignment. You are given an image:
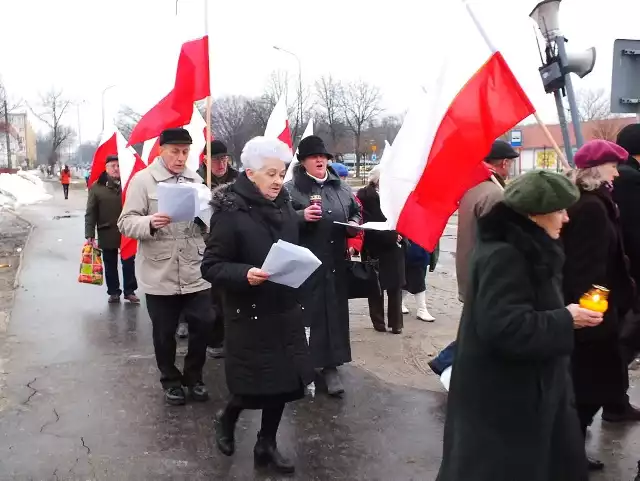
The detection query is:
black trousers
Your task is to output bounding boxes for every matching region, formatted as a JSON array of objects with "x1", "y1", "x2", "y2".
[
  {"x1": 222, "y1": 397, "x2": 285, "y2": 441},
  {"x1": 146, "y1": 290, "x2": 214, "y2": 389},
  {"x1": 368, "y1": 288, "x2": 403, "y2": 331},
  {"x1": 209, "y1": 288, "x2": 225, "y2": 348},
  {"x1": 102, "y1": 249, "x2": 137, "y2": 296},
  {"x1": 62, "y1": 184, "x2": 69, "y2": 199}
]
